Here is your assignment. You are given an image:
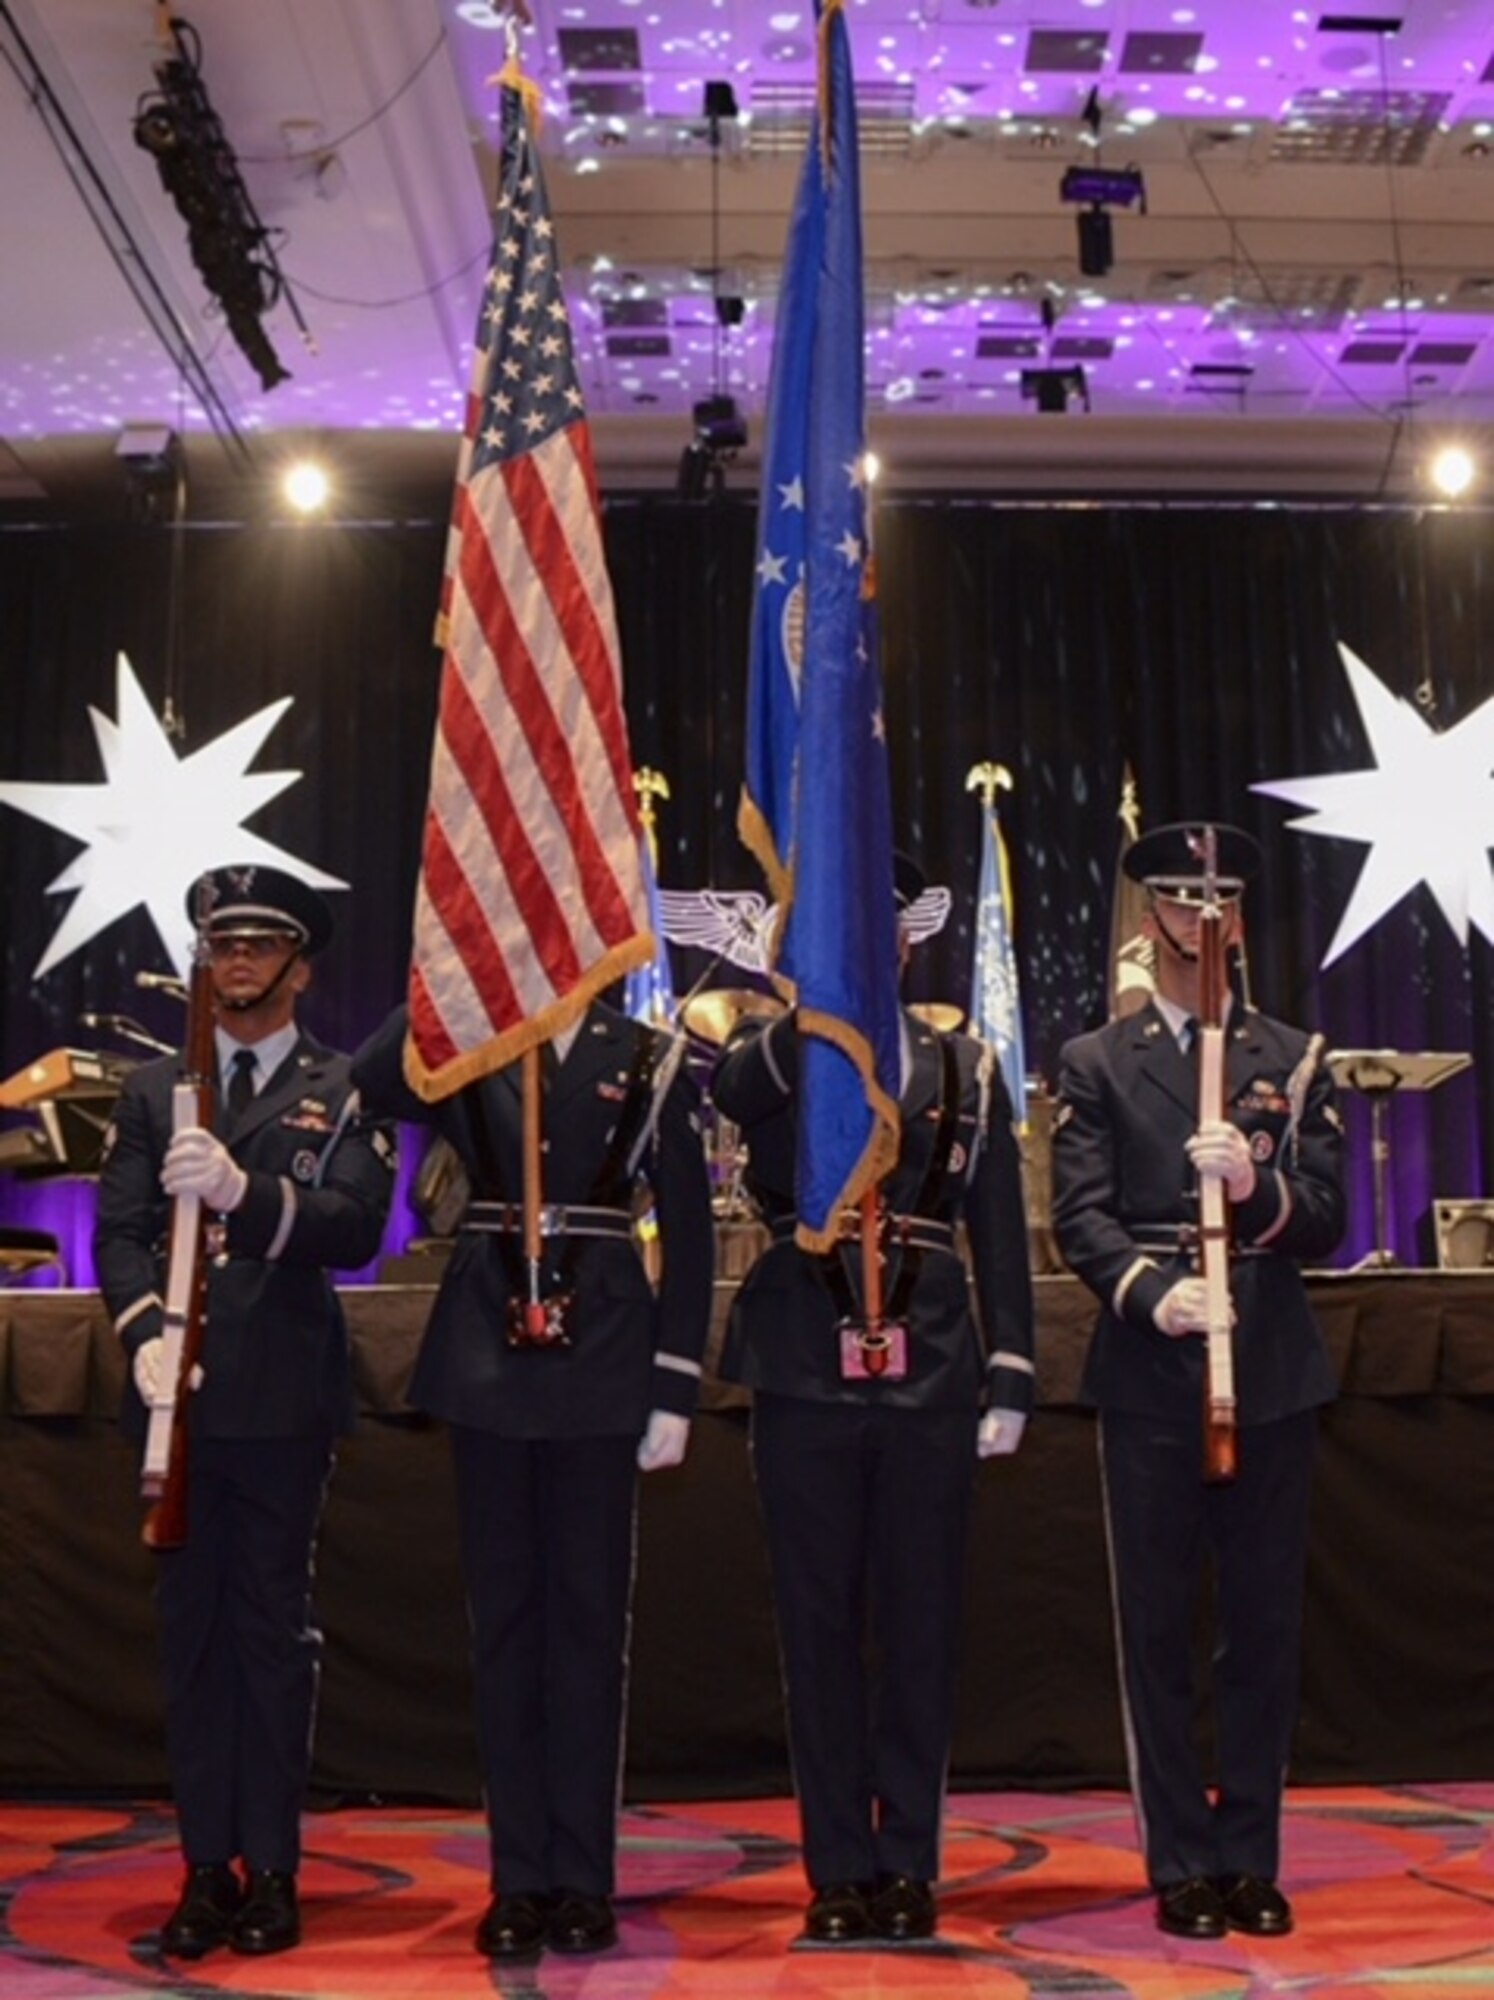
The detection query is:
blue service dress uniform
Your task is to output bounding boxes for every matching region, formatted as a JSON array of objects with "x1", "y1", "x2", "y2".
[
  {"x1": 352, "y1": 1002, "x2": 713, "y2": 1900},
  {"x1": 713, "y1": 1008, "x2": 1035, "y2": 1891},
  {"x1": 94, "y1": 1033, "x2": 395, "y2": 1874},
  {"x1": 1051, "y1": 999, "x2": 1345, "y2": 1890}
]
